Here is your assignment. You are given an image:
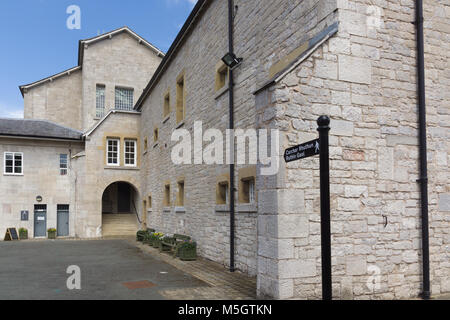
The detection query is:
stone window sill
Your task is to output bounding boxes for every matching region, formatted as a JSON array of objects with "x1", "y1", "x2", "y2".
[
  {"x1": 104, "y1": 166, "x2": 139, "y2": 171},
  {"x1": 147, "y1": 209, "x2": 152, "y2": 213},
  {"x1": 176, "y1": 121, "x2": 185, "y2": 129},
  {"x1": 163, "y1": 207, "x2": 171, "y2": 213},
  {"x1": 237, "y1": 203, "x2": 257, "y2": 213},
  {"x1": 215, "y1": 85, "x2": 229, "y2": 100},
  {"x1": 215, "y1": 204, "x2": 230, "y2": 213},
  {"x1": 153, "y1": 142, "x2": 159, "y2": 149},
  {"x1": 174, "y1": 206, "x2": 186, "y2": 213},
  {"x1": 162, "y1": 115, "x2": 170, "y2": 124}
]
